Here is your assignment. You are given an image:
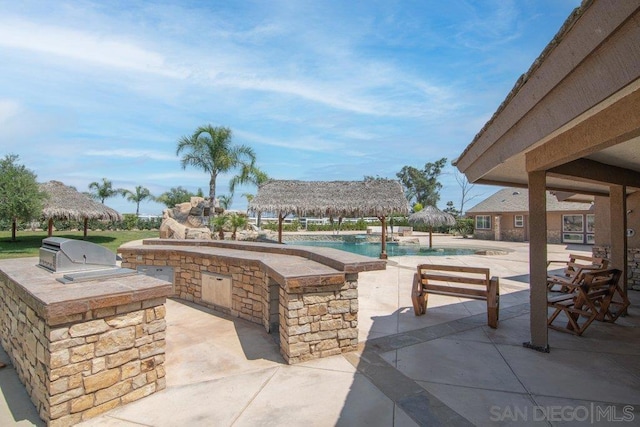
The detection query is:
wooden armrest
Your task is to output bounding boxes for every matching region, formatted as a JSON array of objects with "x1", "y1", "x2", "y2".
[
  {"x1": 573, "y1": 266, "x2": 603, "y2": 274},
  {"x1": 547, "y1": 274, "x2": 575, "y2": 285},
  {"x1": 549, "y1": 280, "x2": 581, "y2": 292}
]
